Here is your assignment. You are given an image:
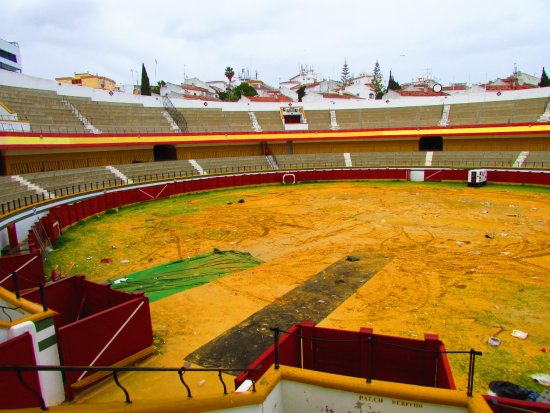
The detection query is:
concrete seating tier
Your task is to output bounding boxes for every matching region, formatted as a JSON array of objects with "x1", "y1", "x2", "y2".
[
  {"x1": 221, "y1": 112, "x2": 255, "y2": 132},
  {"x1": 331, "y1": 106, "x2": 442, "y2": 130},
  {"x1": 196, "y1": 156, "x2": 272, "y2": 174},
  {"x1": 0, "y1": 176, "x2": 39, "y2": 211},
  {"x1": 114, "y1": 160, "x2": 198, "y2": 181},
  {"x1": 253, "y1": 111, "x2": 284, "y2": 131},
  {"x1": 510, "y1": 98, "x2": 549, "y2": 123},
  {"x1": 304, "y1": 110, "x2": 332, "y2": 130},
  {"x1": 22, "y1": 167, "x2": 122, "y2": 196},
  {"x1": 447, "y1": 98, "x2": 549, "y2": 125},
  {"x1": 276, "y1": 153, "x2": 347, "y2": 168},
  {"x1": 0, "y1": 85, "x2": 88, "y2": 134},
  {"x1": 523, "y1": 151, "x2": 550, "y2": 168},
  {"x1": 65, "y1": 97, "x2": 172, "y2": 133},
  {"x1": 177, "y1": 108, "x2": 231, "y2": 133},
  {"x1": 431, "y1": 151, "x2": 520, "y2": 168},
  {"x1": 351, "y1": 152, "x2": 426, "y2": 167}
]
